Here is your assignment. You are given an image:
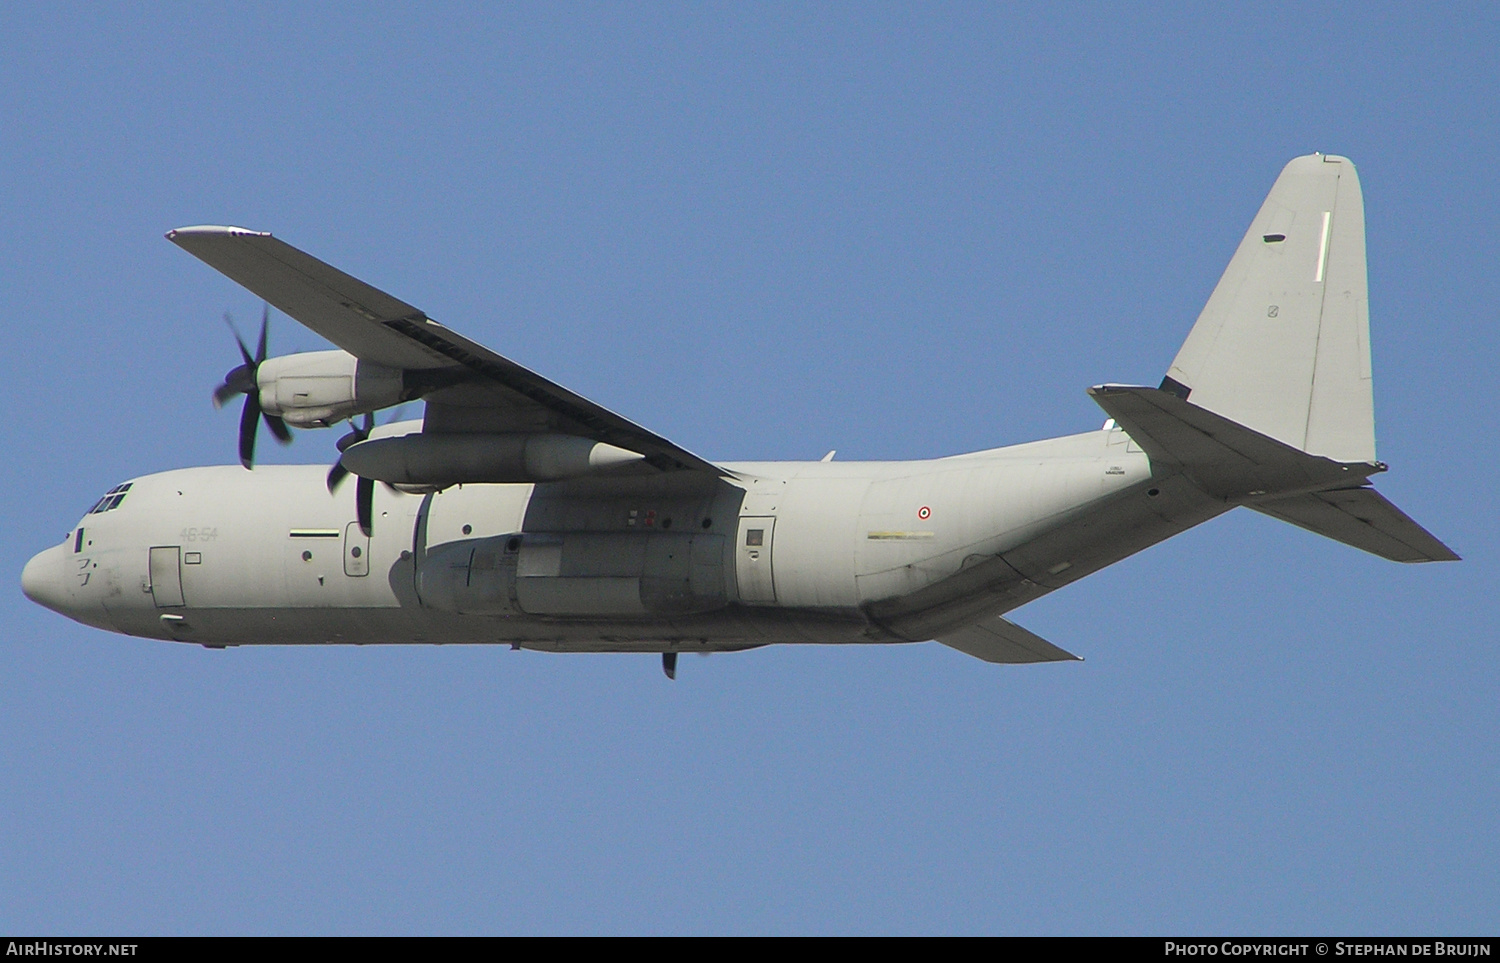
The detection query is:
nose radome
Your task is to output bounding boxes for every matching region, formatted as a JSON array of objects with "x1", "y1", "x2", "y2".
[{"x1": 21, "y1": 544, "x2": 67, "y2": 613}]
